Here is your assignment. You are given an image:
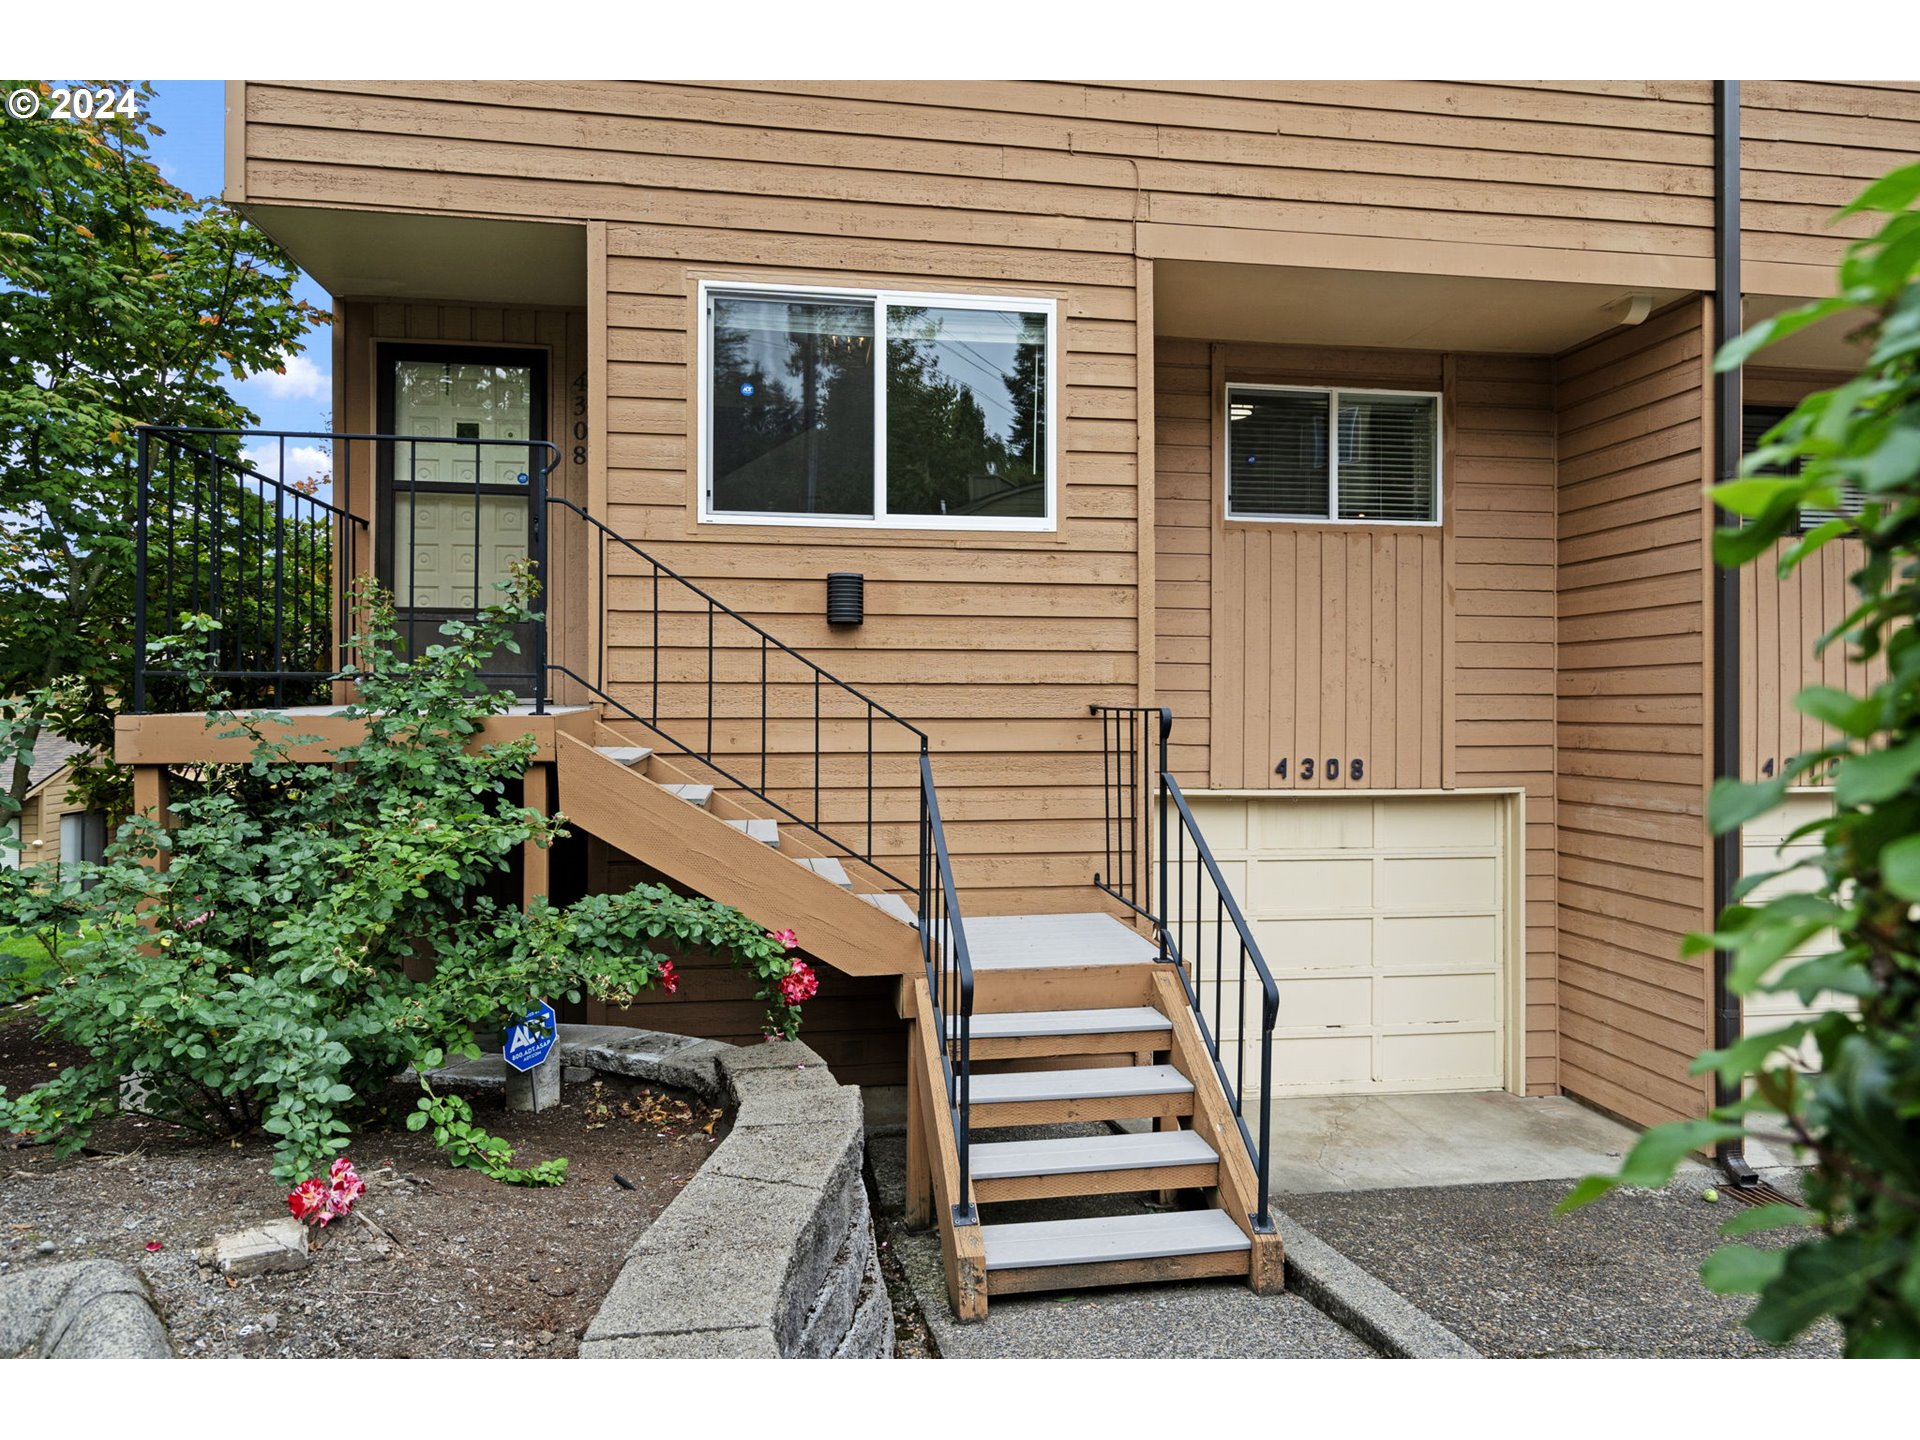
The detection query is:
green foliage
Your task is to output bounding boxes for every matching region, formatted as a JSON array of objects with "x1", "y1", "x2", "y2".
[
  {"x1": 0, "y1": 571, "x2": 805, "y2": 1183},
  {"x1": 0, "y1": 79, "x2": 327, "y2": 816},
  {"x1": 1564, "y1": 161, "x2": 1920, "y2": 1357}
]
